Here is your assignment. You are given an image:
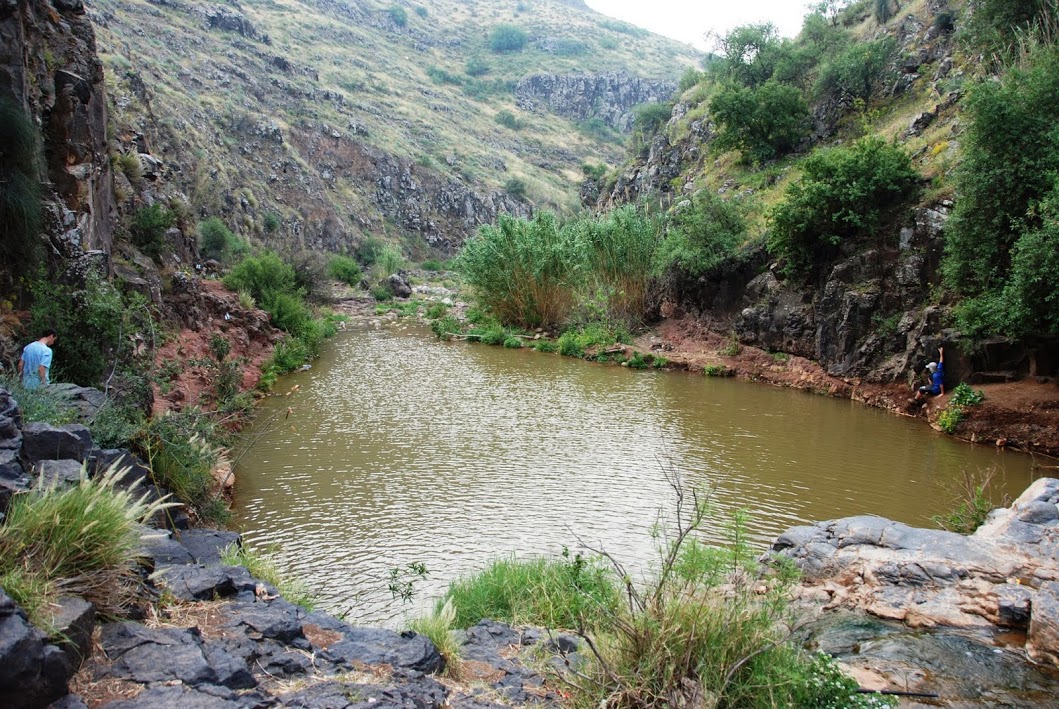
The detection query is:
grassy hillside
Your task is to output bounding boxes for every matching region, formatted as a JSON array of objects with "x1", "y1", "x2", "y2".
[{"x1": 89, "y1": 0, "x2": 699, "y2": 256}]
